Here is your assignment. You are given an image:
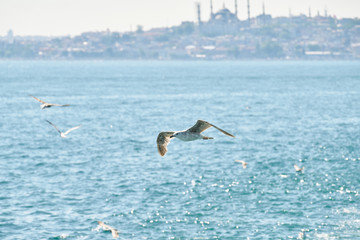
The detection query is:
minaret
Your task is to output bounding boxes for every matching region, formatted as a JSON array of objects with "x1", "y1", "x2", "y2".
[
  {"x1": 260, "y1": 2, "x2": 267, "y2": 25},
  {"x1": 235, "y1": 0, "x2": 238, "y2": 18},
  {"x1": 308, "y1": 6, "x2": 311, "y2": 18},
  {"x1": 324, "y1": 6, "x2": 328, "y2": 17},
  {"x1": 7, "y1": 29, "x2": 14, "y2": 44},
  {"x1": 197, "y1": 2, "x2": 201, "y2": 25},
  {"x1": 262, "y1": 2, "x2": 265, "y2": 15},
  {"x1": 247, "y1": 0, "x2": 250, "y2": 25},
  {"x1": 289, "y1": 8, "x2": 292, "y2": 17},
  {"x1": 210, "y1": 0, "x2": 214, "y2": 19}
]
